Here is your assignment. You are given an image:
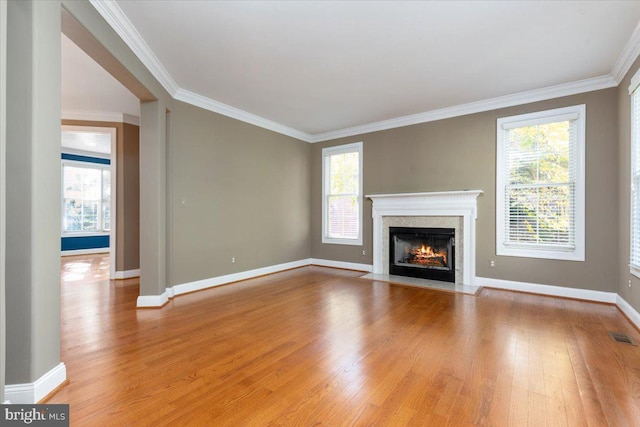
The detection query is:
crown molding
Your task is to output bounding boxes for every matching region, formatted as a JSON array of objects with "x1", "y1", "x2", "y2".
[
  {"x1": 122, "y1": 113, "x2": 140, "y2": 126},
  {"x1": 612, "y1": 21, "x2": 640, "y2": 84},
  {"x1": 174, "y1": 88, "x2": 312, "y2": 142},
  {"x1": 62, "y1": 110, "x2": 140, "y2": 126},
  {"x1": 89, "y1": 0, "x2": 179, "y2": 96},
  {"x1": 308, "y1": 75, "x2": 617, "y2": 143}
]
